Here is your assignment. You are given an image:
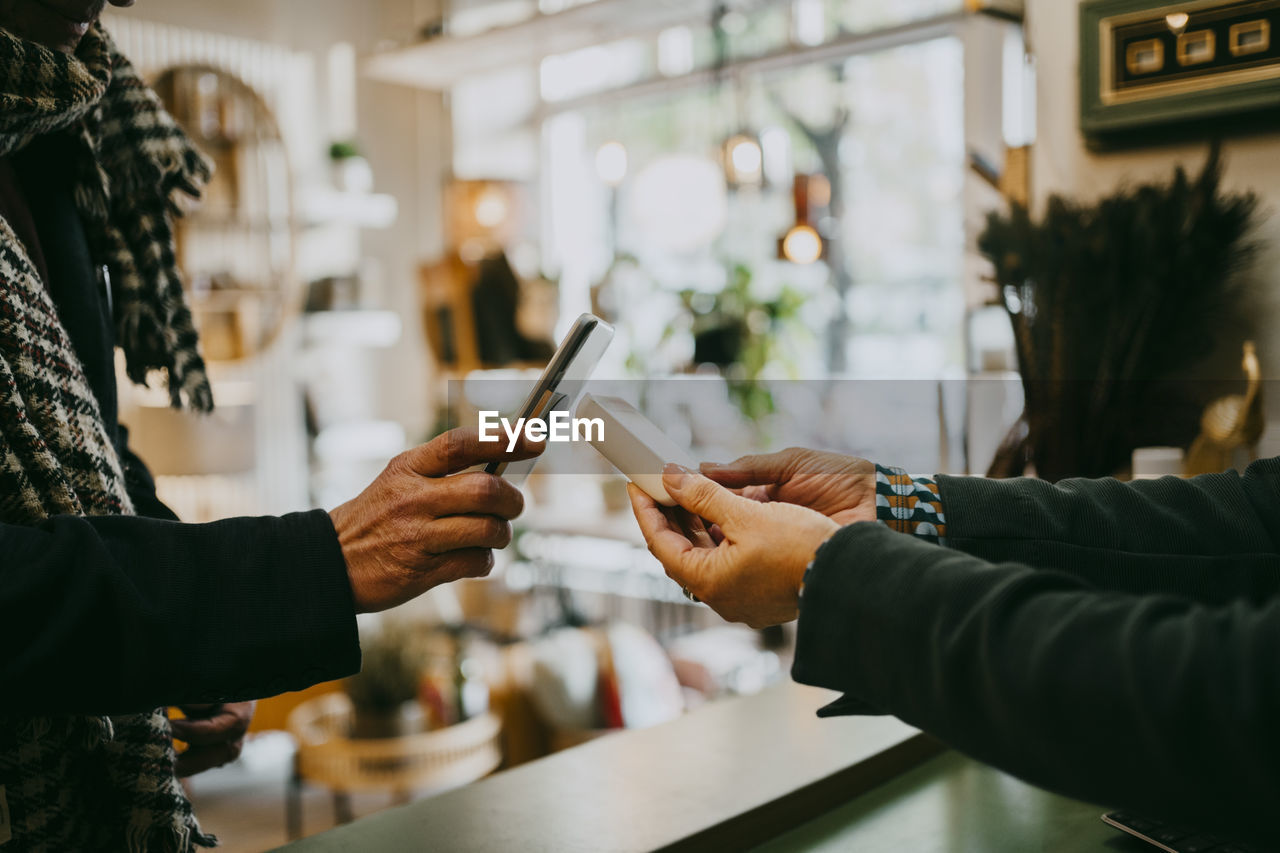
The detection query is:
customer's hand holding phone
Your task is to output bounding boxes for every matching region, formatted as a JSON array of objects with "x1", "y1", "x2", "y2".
[
  {"x1": 330, "y1": 427, "x2": 544, "y2": 613},
  {"x1": 629, "y1": 465, "x2": 839, "y2": 629}
]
